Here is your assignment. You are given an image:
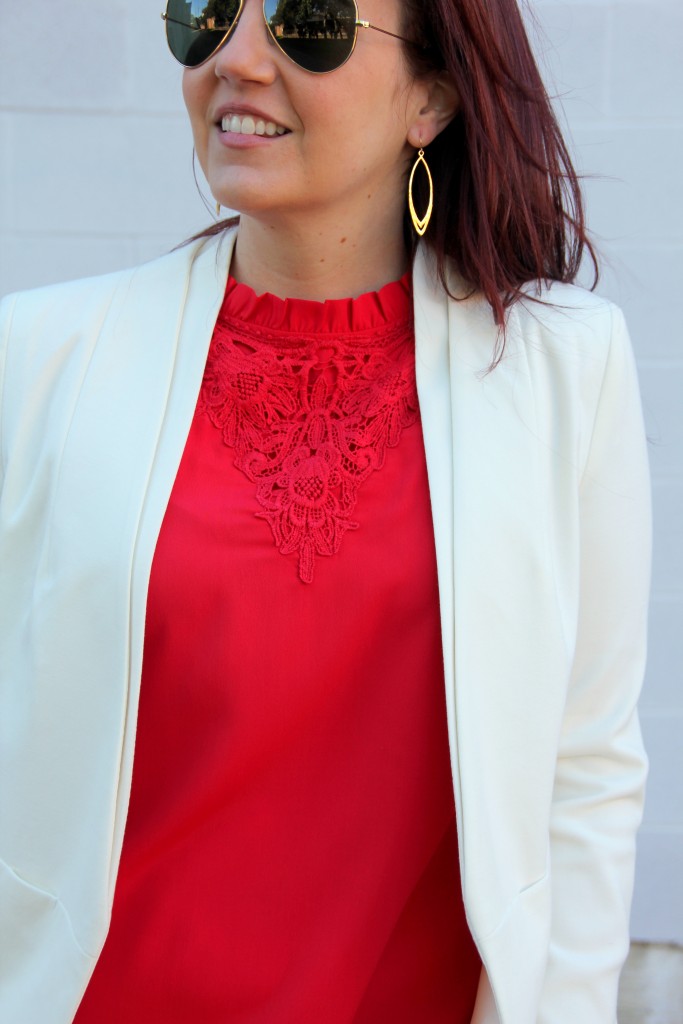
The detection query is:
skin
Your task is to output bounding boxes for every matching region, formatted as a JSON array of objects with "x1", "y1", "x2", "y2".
[{"x1": 183, "y1": 0, "x2": 458, "y2": 301}]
